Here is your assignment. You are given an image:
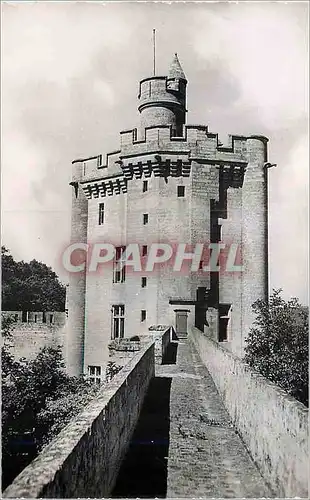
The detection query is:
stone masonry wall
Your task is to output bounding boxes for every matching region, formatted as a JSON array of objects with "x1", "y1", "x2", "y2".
[
  {"x1": 148, "y1": 325, "x2": 172, "y2": 363},
  {"x1": 108, "y1": 327, "x2": 172, "y2": 366},
  {"x1": 2, "y1": 312, "x2": 67, "y2": 361},
  {"x1": 189, "y1": 326, "x2": 308, "y2": 498},
  {"x1": 3, "y1": 342, "x2": 155, "y2": 499}
]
